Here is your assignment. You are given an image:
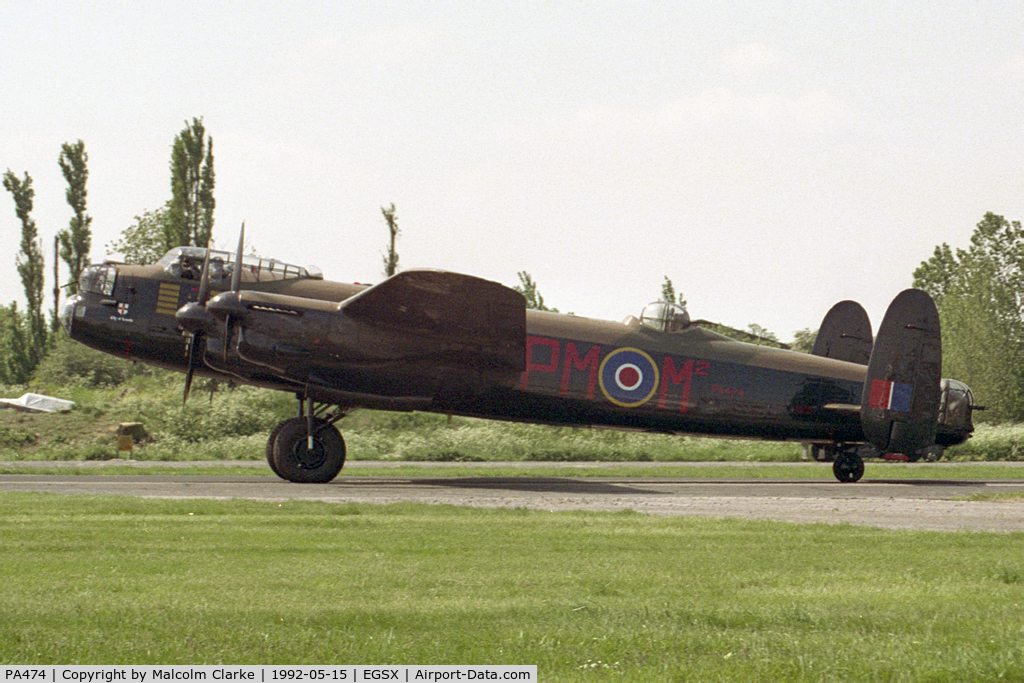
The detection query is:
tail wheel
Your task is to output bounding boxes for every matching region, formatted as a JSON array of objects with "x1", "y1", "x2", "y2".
[
  {"x1": 271, "y1": 417, "x2": 346, "y2": 483},
  {"x1": 833, "y1": 449, "x2": 865, "y2": 483}
]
